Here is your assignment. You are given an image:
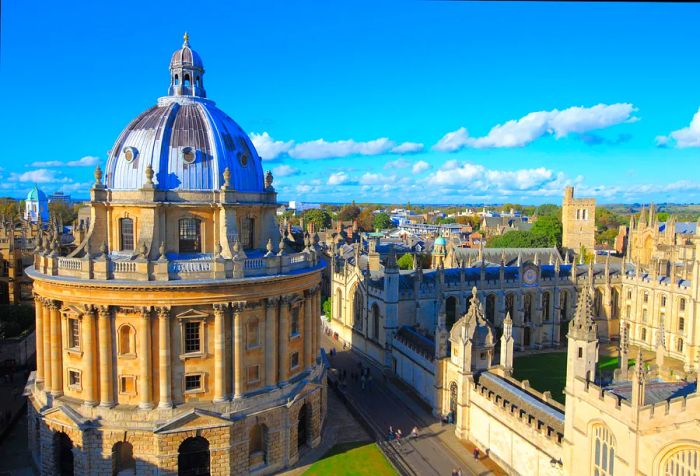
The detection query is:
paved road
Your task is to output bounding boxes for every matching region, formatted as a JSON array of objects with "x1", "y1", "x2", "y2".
[{"x1": 322, "y1": 333, "x2": 499, "y2": 476}]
